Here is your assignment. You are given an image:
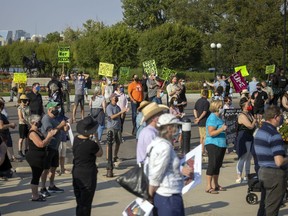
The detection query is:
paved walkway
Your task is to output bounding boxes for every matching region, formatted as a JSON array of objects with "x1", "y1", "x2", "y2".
[{"x1": 1, "y1": 93, "x2": 288, "y2": 215}]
